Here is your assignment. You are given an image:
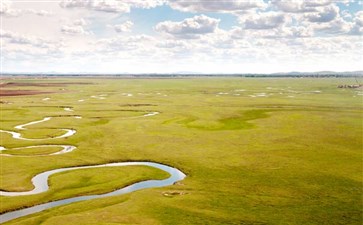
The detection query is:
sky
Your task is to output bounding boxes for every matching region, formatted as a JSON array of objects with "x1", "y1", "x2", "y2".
[{"x1": 1, "y1": 0, "x2": 362, "y2": 74}]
